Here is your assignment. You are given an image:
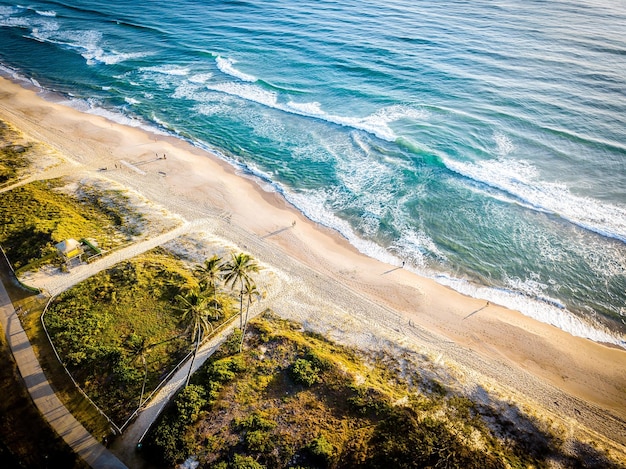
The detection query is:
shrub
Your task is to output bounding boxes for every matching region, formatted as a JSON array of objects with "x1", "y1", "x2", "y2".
[
  {"x1": 232, "y1": 454, "x2": 265, "y2": 469},
  {"x1": 245, "y1": 430, "x2": 274, "y2": 453},
  {"x1": 289, "y1": 358, "x2": 319, "y2": 387},
  {"x1": 221, "y1": 329, "x2": 243, "y2": 357},
  {"x1": 175, "y1": 385, "x2": 207, "y2": 423},
  {"x1": 304, "y1": 349, "x2": 332, "y2": 371},
  {"x1": 347, "y1": 385, "x2": 391, "y2": 416},
  {"x1": 306, "y1": 435, "x2": 335, "y2": 466},
  {"x1": 234, "y1": 412, "x2": 277, "y2": 432}
]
